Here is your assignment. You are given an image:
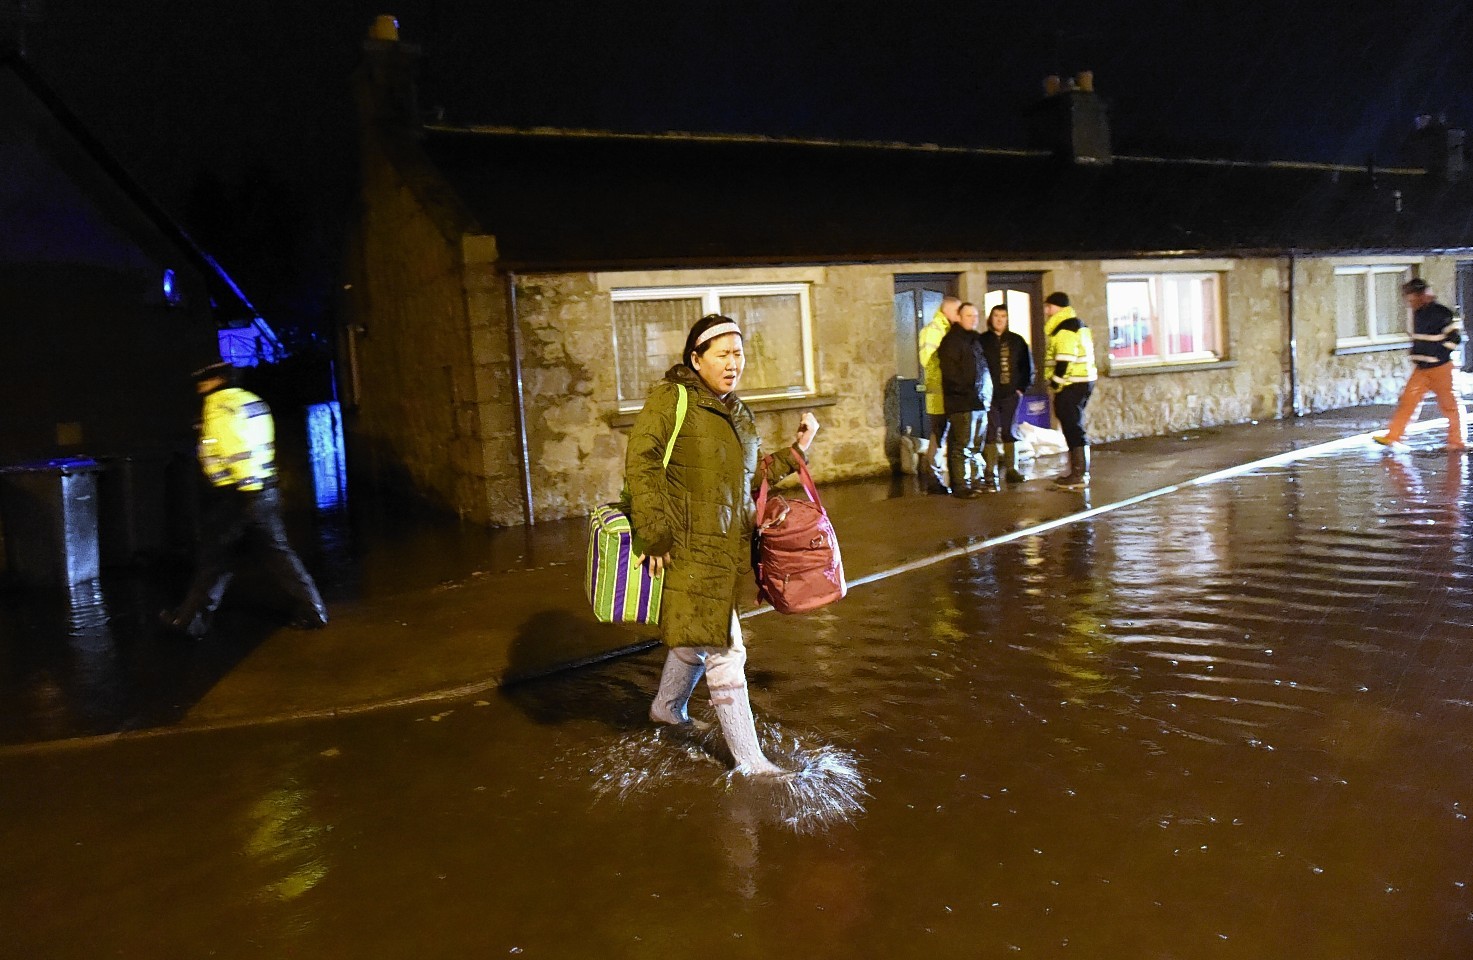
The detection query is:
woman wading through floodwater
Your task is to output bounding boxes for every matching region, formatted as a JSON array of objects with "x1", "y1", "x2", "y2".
[{"x1": 627, "y1": 314, "x2": 818, "y2": 776}]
